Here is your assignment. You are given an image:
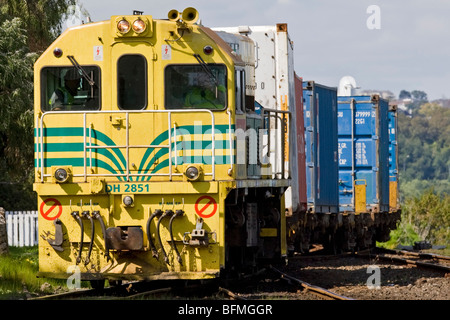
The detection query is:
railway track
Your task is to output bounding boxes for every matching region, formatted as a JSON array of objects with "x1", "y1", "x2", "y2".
[
  {"x1": 269, "y1": 266, "x2": 355, "y2": 300},
  {"x1": 358, "y1": 247, "x2": 450, "y2": 273},
  {"x1": 30, "y1": 283, "x2": 251, "y2": 301},
  {"x1": 289, "y1": 246, "x2": 450, "y2": 274},
  {"x1": 29, "y1": 247, "x2": 450, "y2": 301},
  {"x1": 30, "y1": 280, "x2": 203, "y2": 300},
  {"x1": 29, "y1": 266, "x2": 352, "y2": 301},
  {"x1": 29, "y1": 281, "x2": 161, "y2": 300}
]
